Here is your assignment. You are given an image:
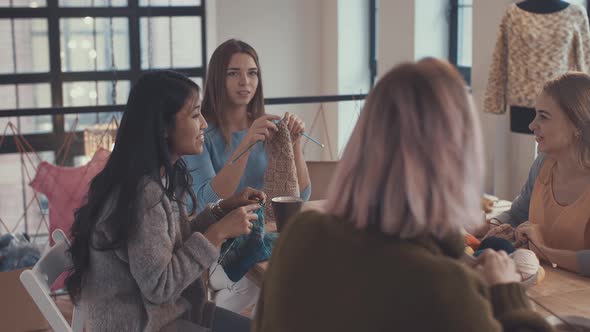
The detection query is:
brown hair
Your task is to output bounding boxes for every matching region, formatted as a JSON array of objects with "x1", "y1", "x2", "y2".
[
  {"x1": 202, "y1": 39, "x2": 265, "y2": 145},
  {"x1": 541, "y1": 72, "x2": 590, "y2": 169},
  {"x1": 325, "y1": 58, "x2": 484, "y2": 239}
]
